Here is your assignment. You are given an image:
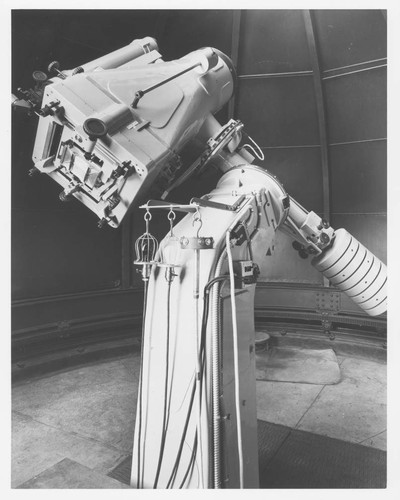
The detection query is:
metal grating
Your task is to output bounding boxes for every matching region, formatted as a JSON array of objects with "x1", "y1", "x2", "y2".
[{"x1": 108, "y1": 420, "x2": 386, "y2": 488}]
